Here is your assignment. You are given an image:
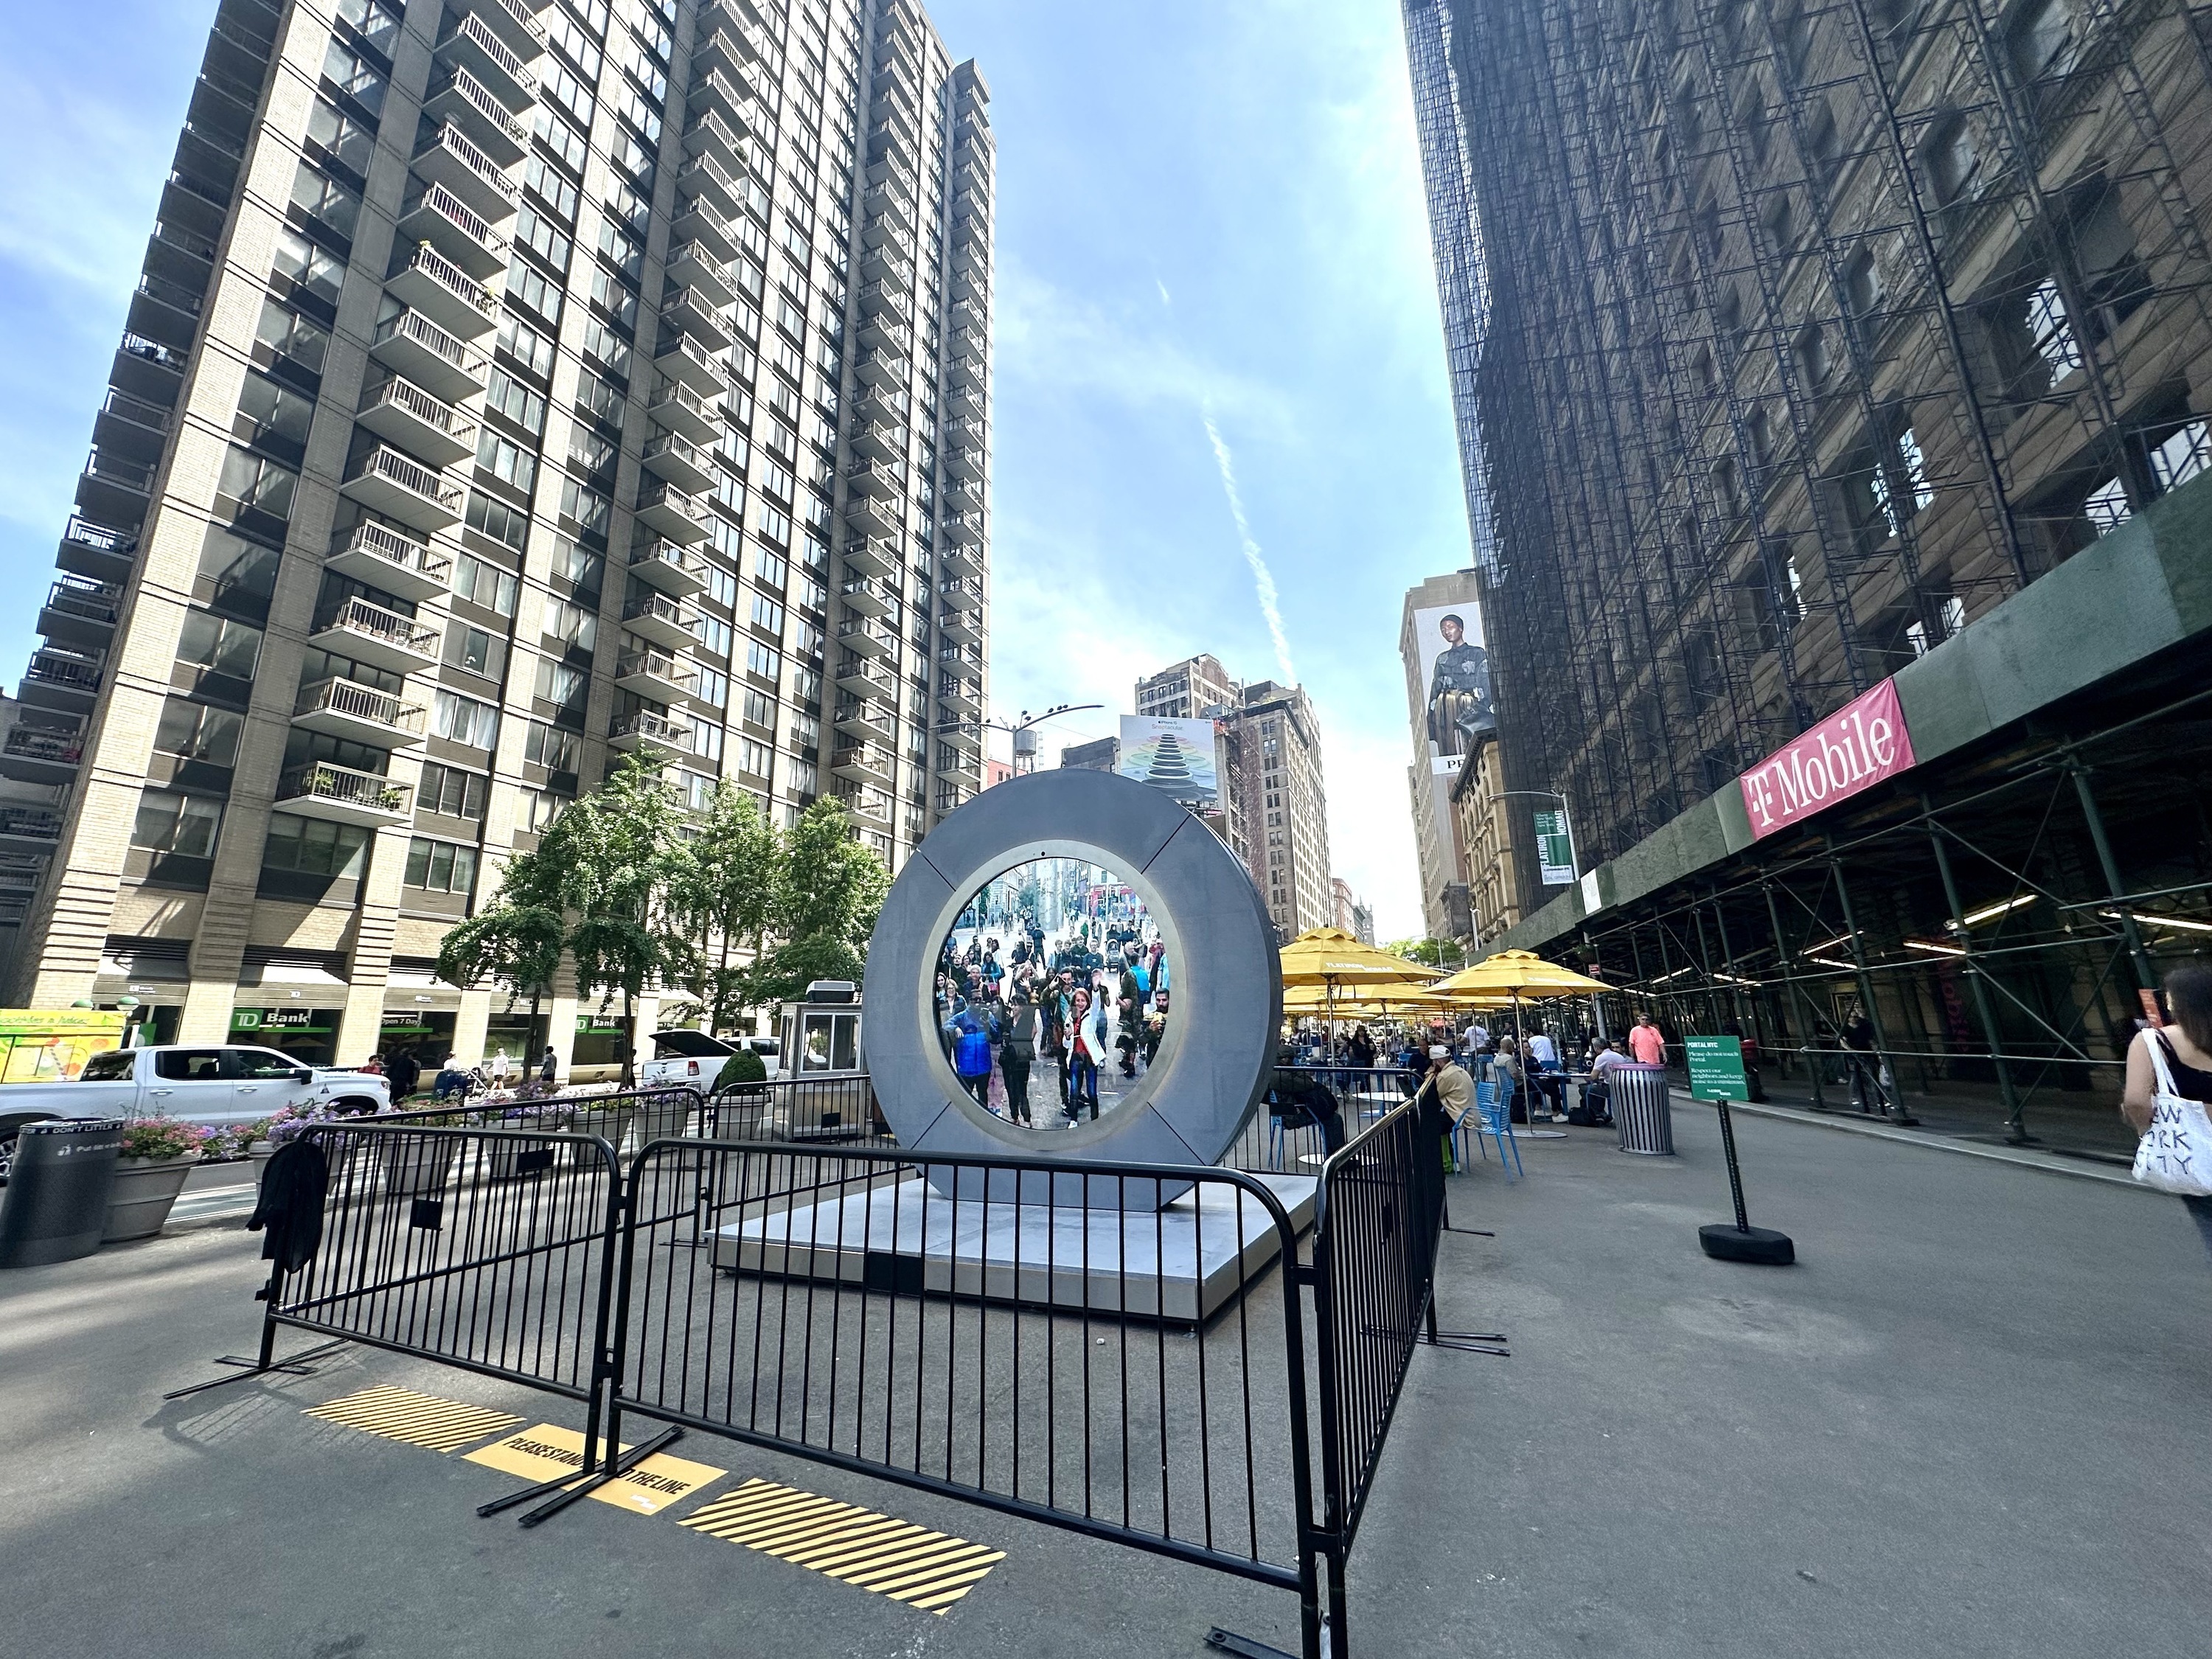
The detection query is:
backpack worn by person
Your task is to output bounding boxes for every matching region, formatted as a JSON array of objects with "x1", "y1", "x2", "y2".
[{"x1": 1007, "y1": 1008, "x2": 1037, "y2": 1062}]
